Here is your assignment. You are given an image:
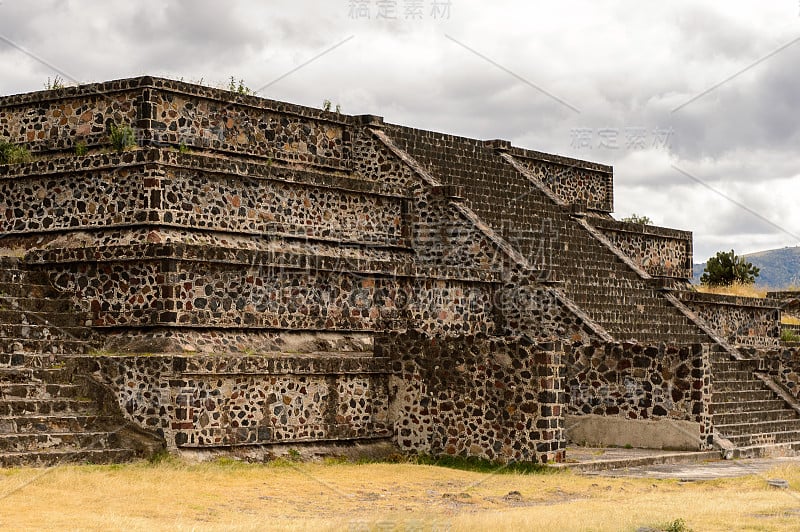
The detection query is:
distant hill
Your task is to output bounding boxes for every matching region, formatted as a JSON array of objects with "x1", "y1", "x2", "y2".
[{"x1": 692, "y1": 246, "x2": 800, "y2": 288}]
